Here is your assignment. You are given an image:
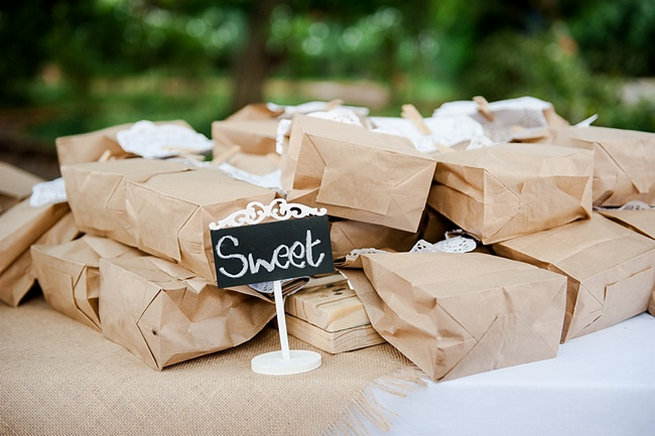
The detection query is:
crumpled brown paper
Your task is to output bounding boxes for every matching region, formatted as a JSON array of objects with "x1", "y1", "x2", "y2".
[
  {"x1": 428, "y1": 143, "x2": 593, "y2": 244},
  {"x1": 62, "y1": 158, "x2": 191, "y2": 246},
  {"x1": 0, "y1": 162, "x2": 44, "y2": 214},
  {"x1": 31, "y1": 235, "x2": 141, "y2": 330},
  {"x1": 0, "y1": 212, "x2": 79, "y2": 306},
  {"x1": 55, "y1": 120, "x2": 193, "y2": 165},
  {"x1": 284, "y1": 115, "x2": 436, "y2": 232},
  {"x1": 549, "y1": 126, "x2": 655, "y2": 207},
  {"x1": 344, "y1": 251, "x2": 566, "y2": 381},
  {"x1": 99, "y1": 255, "x2": 276, "y2": 370},
  {"x1": 494, "y1": 213, "x2": 655, "y2": 342}
]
